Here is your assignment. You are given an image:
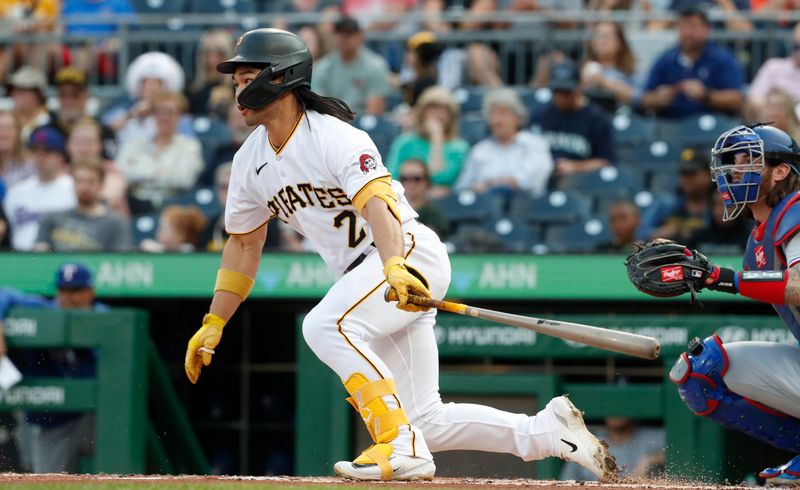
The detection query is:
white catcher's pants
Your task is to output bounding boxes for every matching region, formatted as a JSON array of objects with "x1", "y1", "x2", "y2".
[{"x1": 302, "y1": 221, "x2": 560, "y2": 462}]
